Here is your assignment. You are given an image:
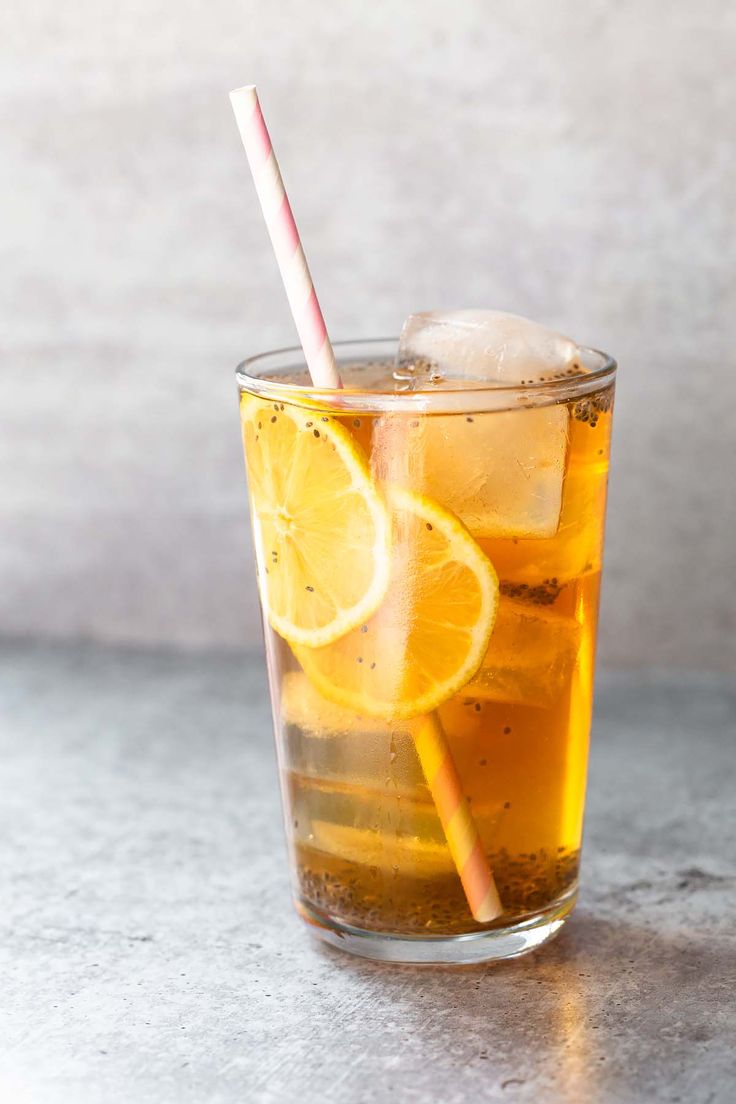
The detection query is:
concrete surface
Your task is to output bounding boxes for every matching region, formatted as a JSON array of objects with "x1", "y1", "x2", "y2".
[
  {"x1": 2, "y1": 2, "x2": 736, "y2": 669},
  {"x1": 1, "y1": 642, "x2": 734, "y2": 1104}
]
